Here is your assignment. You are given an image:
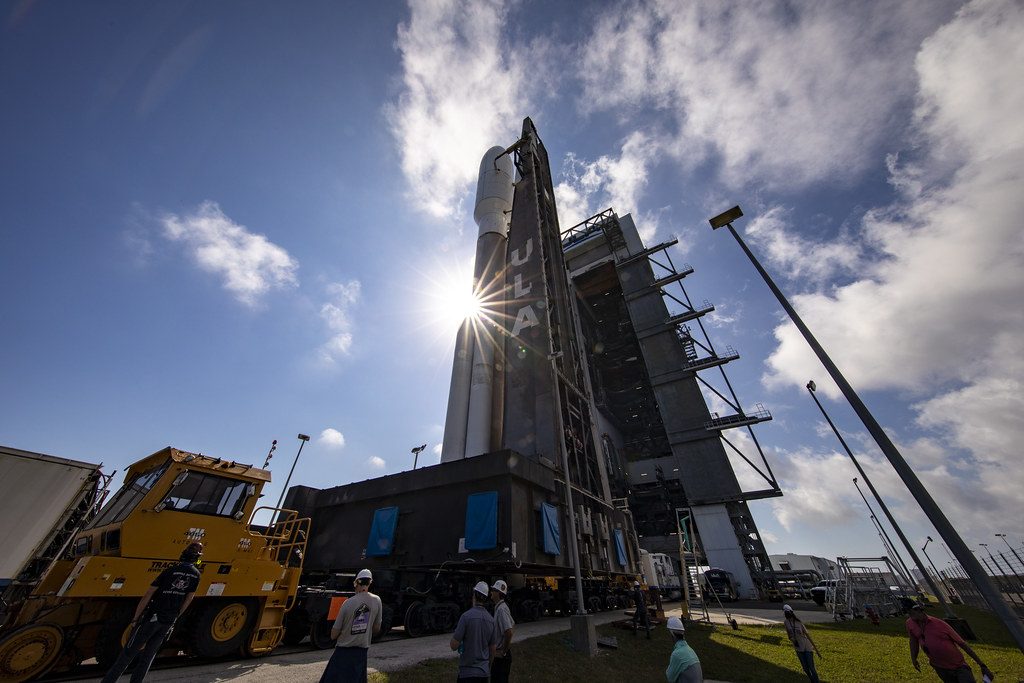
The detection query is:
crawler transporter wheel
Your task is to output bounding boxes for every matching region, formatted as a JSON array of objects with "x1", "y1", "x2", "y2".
[
  {"x1": 0, "y1": 623, "x2": 64, "y2": 683},
  {"x1": 192, "y1": 599, "x2": 258, "y2": 658},
  {"x1": 403, "y1": 602, "x2": 427, "y2": 638},
  {"x1": 309, "y1": 619, "x2": 334, "y2": 650},
  {"x1": 371, "y1": 605, "x2": 394, "y2": 643}
]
